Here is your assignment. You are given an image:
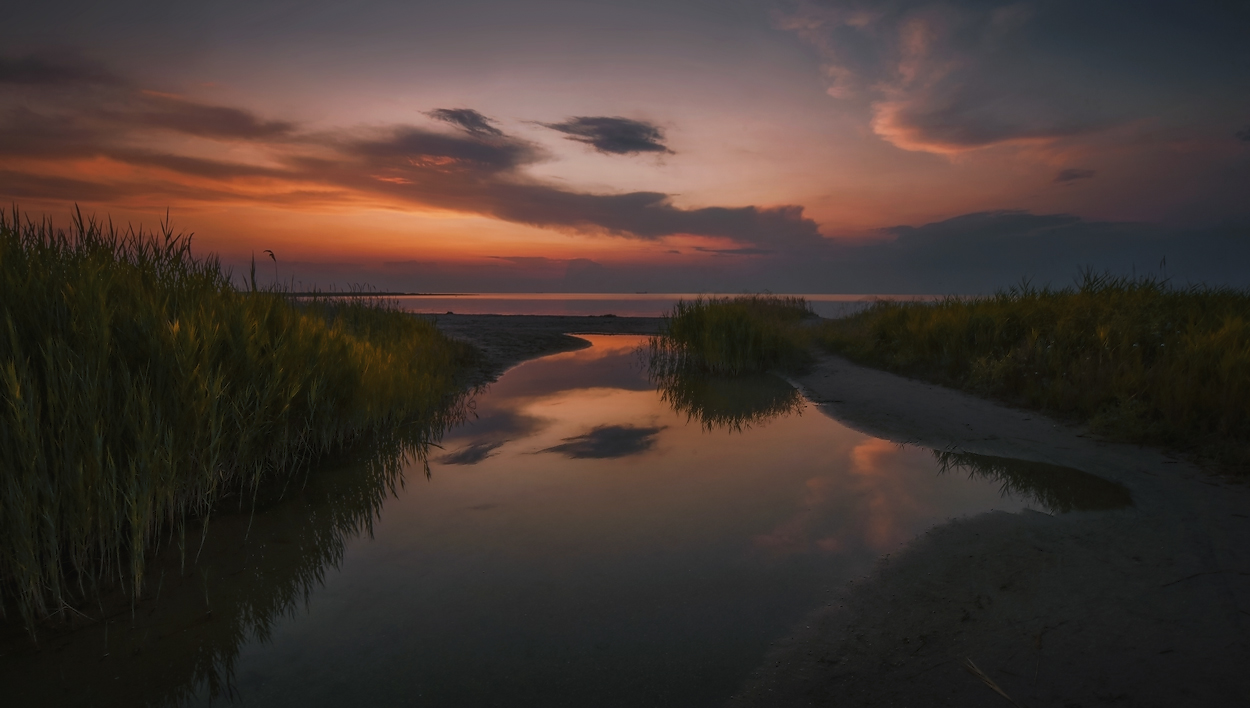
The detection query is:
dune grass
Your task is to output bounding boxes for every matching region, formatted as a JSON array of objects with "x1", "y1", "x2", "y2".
[
  {"x1": 0, "y1": 209, "x2": 473, "y2": 627},
  {"x1": 816, "y1": 273, "x2": 1250, "y2": 471},
  {"x1": 650, "y1": 295, "x2": 814, "y2": 376}
]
